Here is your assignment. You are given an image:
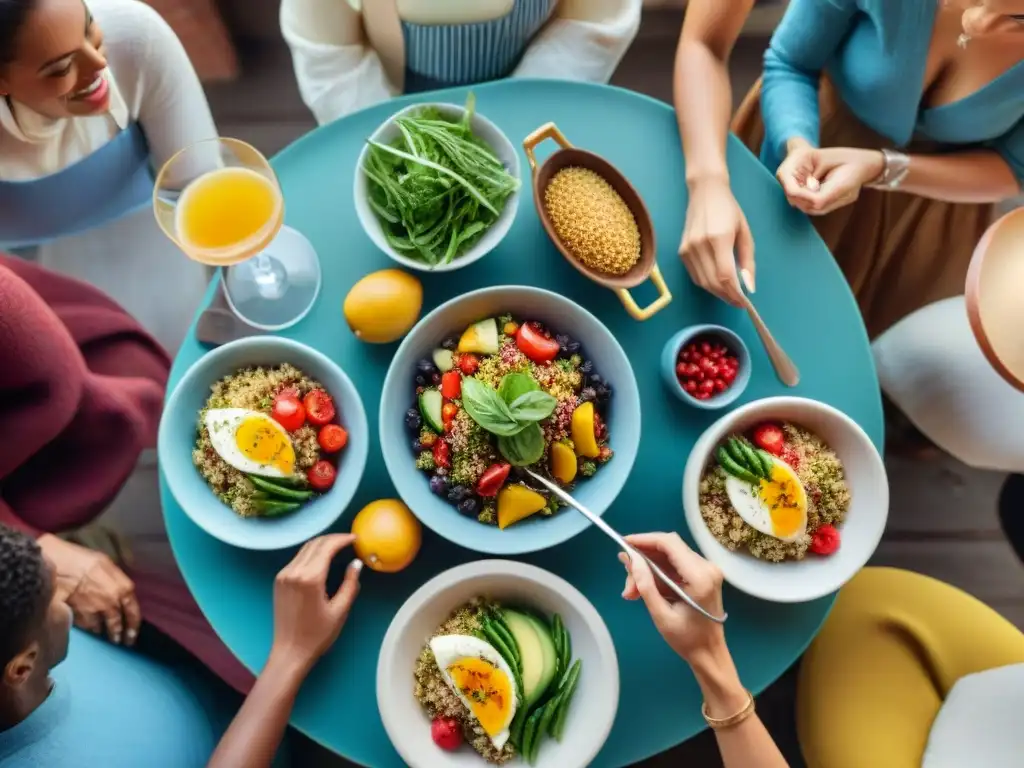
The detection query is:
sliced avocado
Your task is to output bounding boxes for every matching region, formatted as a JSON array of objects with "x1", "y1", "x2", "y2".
[
  {"x1": 503, "y1": 609, "x2": 549, "y2": 708},
  {"x1": 458, "y1": 318, "x2": 500, "y2": 355},
  {"x1": 432, "y1": 348, "x2": 454, "y2": 373},
  {"x1": 520, "y1": 614, "x2": 561, "y2": 708},
  {"x1": 418, "y1": 388, "x2": 444, "y2": 433}
]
